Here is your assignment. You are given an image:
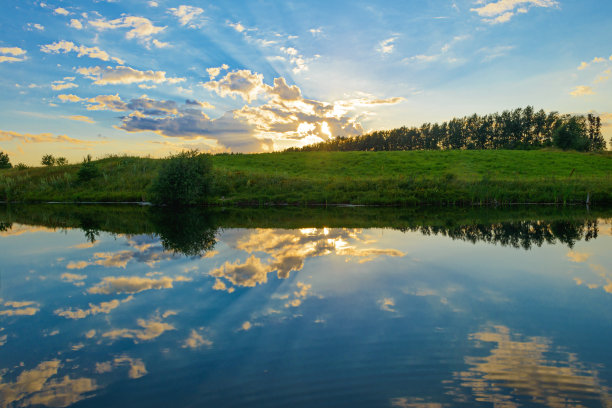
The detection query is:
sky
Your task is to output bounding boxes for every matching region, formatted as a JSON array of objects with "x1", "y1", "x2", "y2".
[{"x1": 0, "y1": 0, "x2": 611, "y2": 165}]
